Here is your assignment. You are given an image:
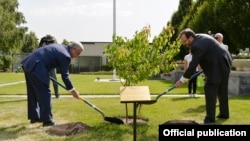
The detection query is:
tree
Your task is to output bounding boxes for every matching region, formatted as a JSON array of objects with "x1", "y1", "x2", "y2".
[
  {"x1": 189, "y1": 1, "x2": 217, "y2": 32},
  {"x1": 105, "y1": 24, "x2": 181, "y2": 86},
  {"x1": 0, "y1": 0, "x2": 27, "y2": 71},
  {"x1": 170, "y1": 0, "x2": 194, "y2": 60},
  {"x1": 213, "y1": 0, "x2": 250, "y2": 53},
  {"x1": 21, "y1": 32, "x2": 39, "y2": 53},
  {"x1": 0, "y1": 0, "x2": 27, "y2": 51},
  {"x1": 62, "y1": 39, "x2": 70, "y2": 45},
  {"x1": 171, "y1": 0, "x2": 250, "y2": 55},
  {"x1": 171, "y1": 0, "x2": 193, "y2": 27}
]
